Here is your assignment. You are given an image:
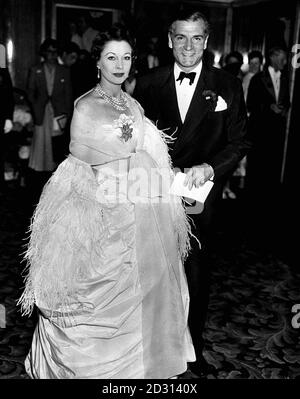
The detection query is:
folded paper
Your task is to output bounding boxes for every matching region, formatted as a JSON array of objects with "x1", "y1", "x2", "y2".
[{"x1": 170, "y1": 172, "x2": 214, "y2": 203}]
